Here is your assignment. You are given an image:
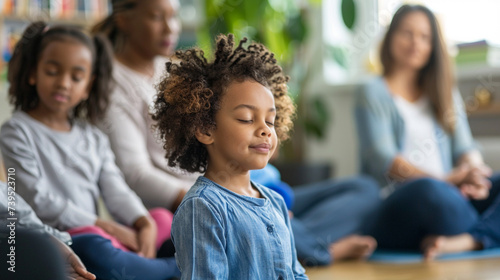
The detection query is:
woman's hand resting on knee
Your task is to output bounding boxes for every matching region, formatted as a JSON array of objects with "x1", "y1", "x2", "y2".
[
  {"x1": 446, "y1": 165, "x2": 491, "y2": 200},
  {"x1": 458, "y1": 167, "x2": 491, "y2": 200},
  {"x1": 95, "y1": 218, "x2": 139, "y2": 252}
]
